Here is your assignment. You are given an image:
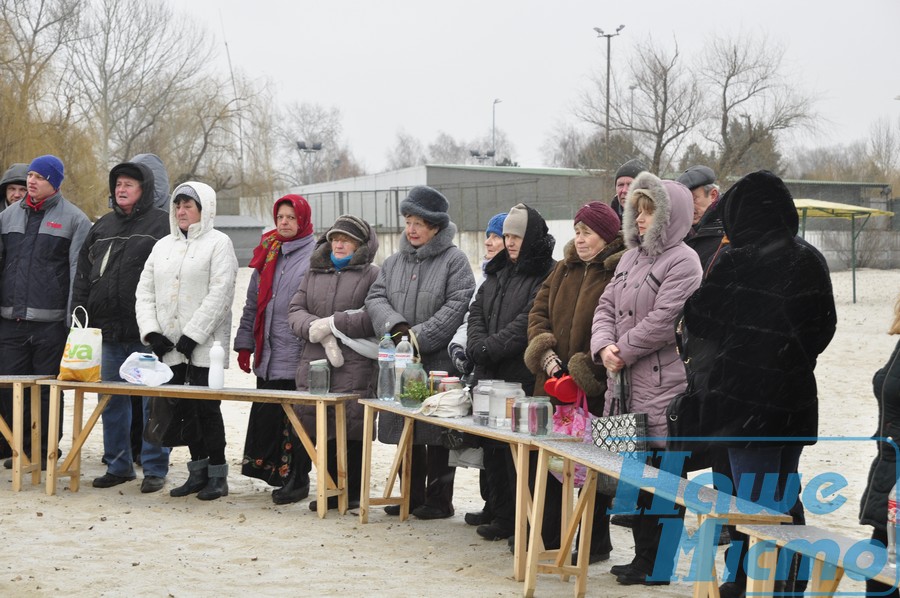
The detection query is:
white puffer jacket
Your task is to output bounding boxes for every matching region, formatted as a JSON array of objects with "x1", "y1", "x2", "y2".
[{"x1": 135, "y1": 181, "x2": 238, "y2": 368}]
